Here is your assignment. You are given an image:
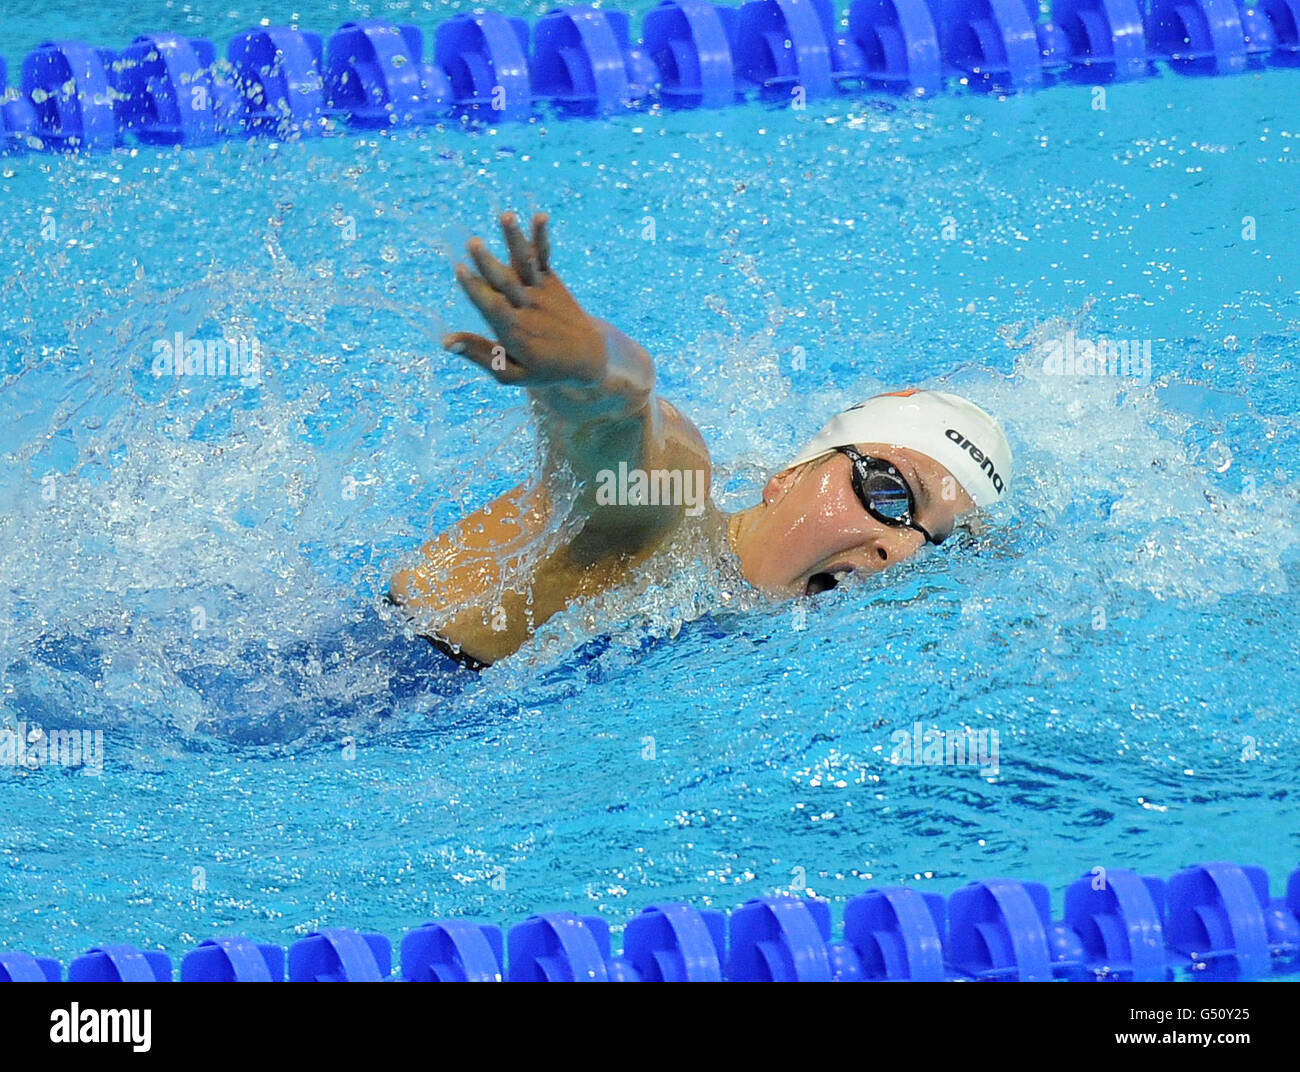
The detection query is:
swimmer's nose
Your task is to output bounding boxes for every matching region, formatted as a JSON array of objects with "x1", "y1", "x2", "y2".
[
  {"x1": 804, "y1": 526, "x2": 913, "y2": 595},
  {"x1": 864, "y1": 521, "x2": 924, "y2": 568}
]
